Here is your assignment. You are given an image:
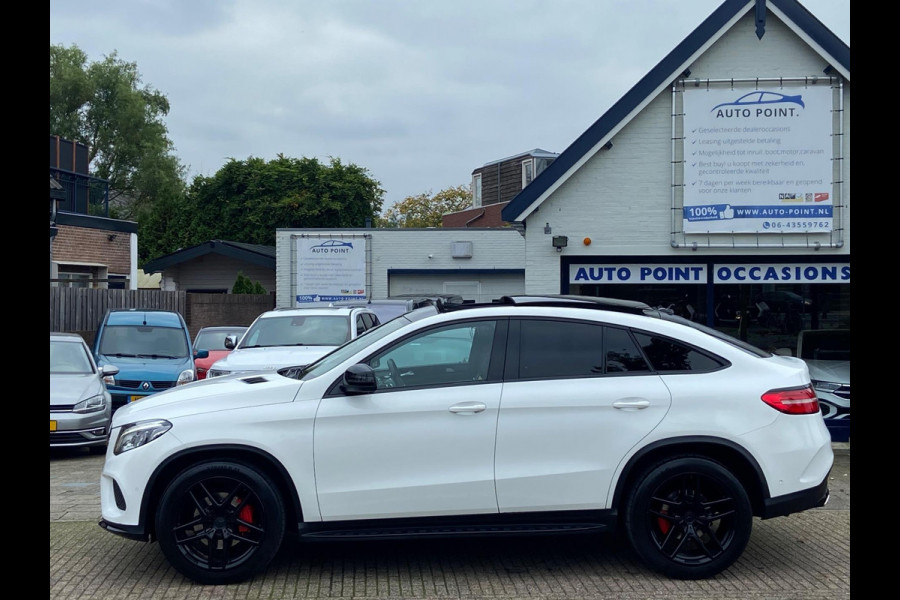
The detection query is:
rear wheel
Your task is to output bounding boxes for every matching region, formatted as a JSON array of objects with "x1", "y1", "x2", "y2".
[
  {"x1": 624, "y1": 456, "x2": 752, "y2": 579},
  {"x1": 155, "y1": 461, "x2": 285, "y2": 585}
]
